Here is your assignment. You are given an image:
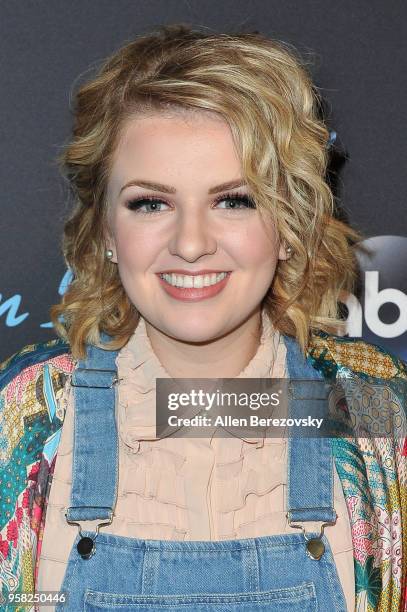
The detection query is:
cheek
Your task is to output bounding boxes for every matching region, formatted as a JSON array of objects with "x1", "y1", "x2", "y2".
[
  {"x1": 114, "y1": 224, "x2": 161, "y2": 266},
  {"x1": 232, "y1": 224, "x2": 279, "y2": 265}
]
